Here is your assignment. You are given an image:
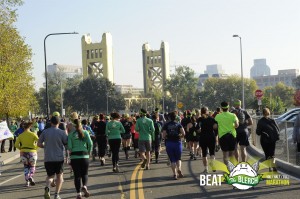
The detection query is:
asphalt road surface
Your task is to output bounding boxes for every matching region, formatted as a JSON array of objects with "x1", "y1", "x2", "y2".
[{"x1": 0, "y1": 145, "x2": 299, "y2": 199}]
